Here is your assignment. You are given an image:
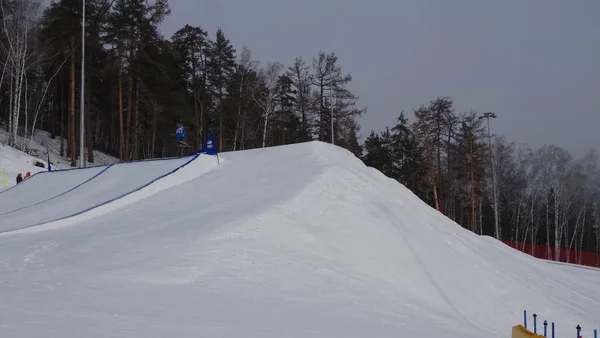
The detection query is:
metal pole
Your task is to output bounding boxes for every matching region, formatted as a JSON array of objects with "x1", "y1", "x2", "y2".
[
  {"x1": 480, "y1": 112, "x2": 498, "y2": 239},
  {"x1": 330, "y1": 84, "x2": 334, "y2": 145},
  {"x1": 490, "y1": 119, "x2": 499, "y2": 239},
  {"x1": 79, "y1": 0, "x2": 86, "y2": 168}
]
